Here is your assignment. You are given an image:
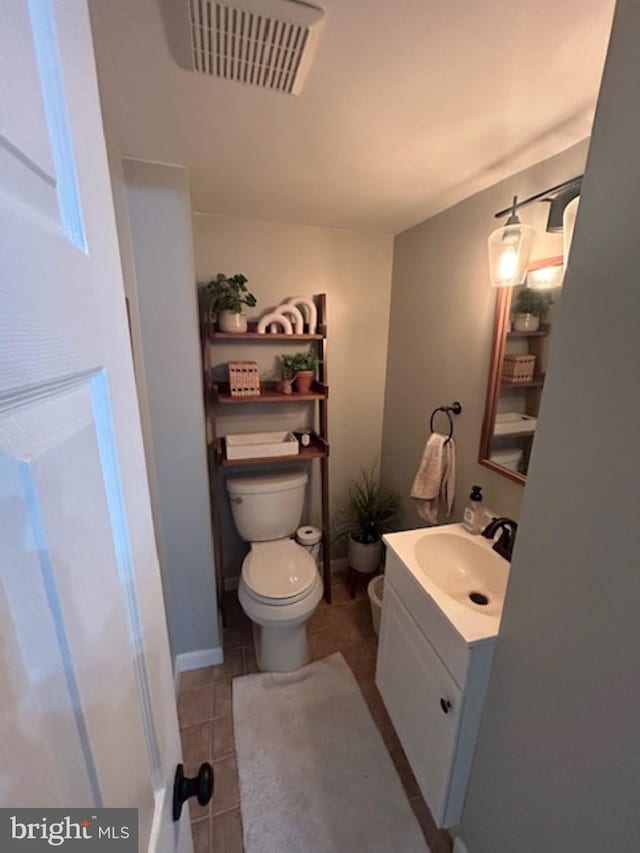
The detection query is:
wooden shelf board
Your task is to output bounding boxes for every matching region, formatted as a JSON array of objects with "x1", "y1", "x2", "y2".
[
  {"x1": 210, "y1": 322, "x2": 326, "y2": 341},
  {"x1": 507, "y1": 326, "x2": 549, "y2": 339},
  {"x1": 501, "y1": 376, "x2": 545, "y2": 389},
  {"x1": 211, "y1": 381, "x2": 328, "y2": 404}
]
